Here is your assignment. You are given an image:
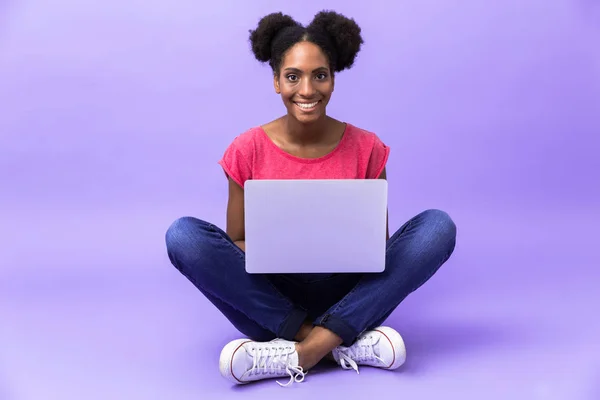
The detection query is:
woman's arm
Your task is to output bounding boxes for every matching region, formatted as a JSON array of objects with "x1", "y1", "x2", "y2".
[
  {"x1": 378, "y1": 167, "x2": 390, "y2": 241},
  {"x1": 226, "y1": 177, "x2": 246, "y2": 252}
]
